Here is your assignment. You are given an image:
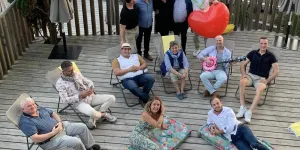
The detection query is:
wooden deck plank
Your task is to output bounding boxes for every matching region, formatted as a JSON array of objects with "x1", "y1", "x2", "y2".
[{"x1": 0, "y1": 31, "x2": 300, "y2": 149}]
